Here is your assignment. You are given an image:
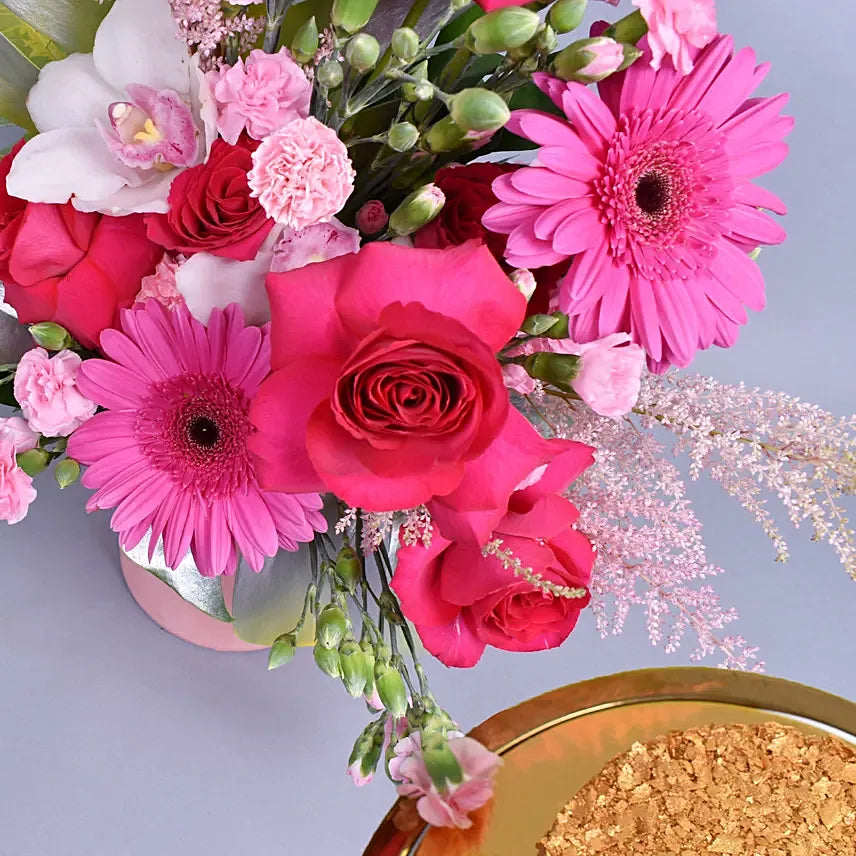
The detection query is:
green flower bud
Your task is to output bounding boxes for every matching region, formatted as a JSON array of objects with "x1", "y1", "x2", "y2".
[
  {"x1": 388, "y1": 184, "x2": 445, "y2": 237},
  {"x1": 268, "y1": 633, "x2": 297, "y2": 669},
  {"x1": 424, "y1": 116, "x2": 466, "y2": 153},
  {"x1": 548, "y1": 0, "x2": 587, "y2": 34},
  {"x1": 617, "y1": 42, "x2": 644, "y2": 72},
  {"x1": 29, "y1": 322, "x2": 72, "y2": 351},
  {"x1": 313, "y1": 642, "x2": 342, "y2": 678},
  {"x1": 374, "y1": 661, "x2": 408, "y2": 717},
  {"x1": 348, "y1": 718, "x2": 385, "y2": 779},
  {"x1": 387, "y1": 121, "x2": 419, "y2": 152},
  {"x1": 317, "y1": 60, "x2": 344, "y2": 89},
  {"x1": 360, "y1": 639, "x2": 376, "y2": 695},
  {"x1": 401, "y1": 61, "x2": 432, "y2": 102},
  {"x1": 391, "y1": 27, "x2": 420, "y2": 62},
  {"x1": 339, "y1": 639, "x2": 368, "y2": 698},
  {"x1": 332, "y1": 0, "x2": 381, "y2": 34},
  {"x1": 334, "y1": 545, "x2": 363, "y2": 591},
  {"x1": 345, "y1": 33, "x2": 380, "y2": 73},
  {"x1": 420, "y1": 729, "x2": 464, "y2": 791},
  {"x1": 536, "y1": 23, "x2": 558, "y2": 53},
  {"x1": 524, "y1": 351, "x2": 581, "y2": 390},
  {"x1": 448, "y1": 88, "x2": 510, "y2": 133},
  {"x1": 607, "y1": 9, "x2": 648, "y2": 45},
  {"x1": 379, "y1": 590, "x2": 404, "y2": 625},
  {"x1": 317, "y1": 604, "x2": 349, "y2": 649},
  {"x1": 54, "y1": 457, "x2": 80, "y2": 490},
  {"x1": 521, "y1": 312, "x2": 568, "y2": 336},
  {"x1": 16, "y1": 448, "x2": 50, "y2": 477},
  {"x1": 291, "y1": 16, "x2": 319, "y2": 64},
  {"x1": 553, "y1": 36, "x2": 626, "y2": 83},
  {"x1": 468, "y1": 7, "x2": 540, "y2": 55}
]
